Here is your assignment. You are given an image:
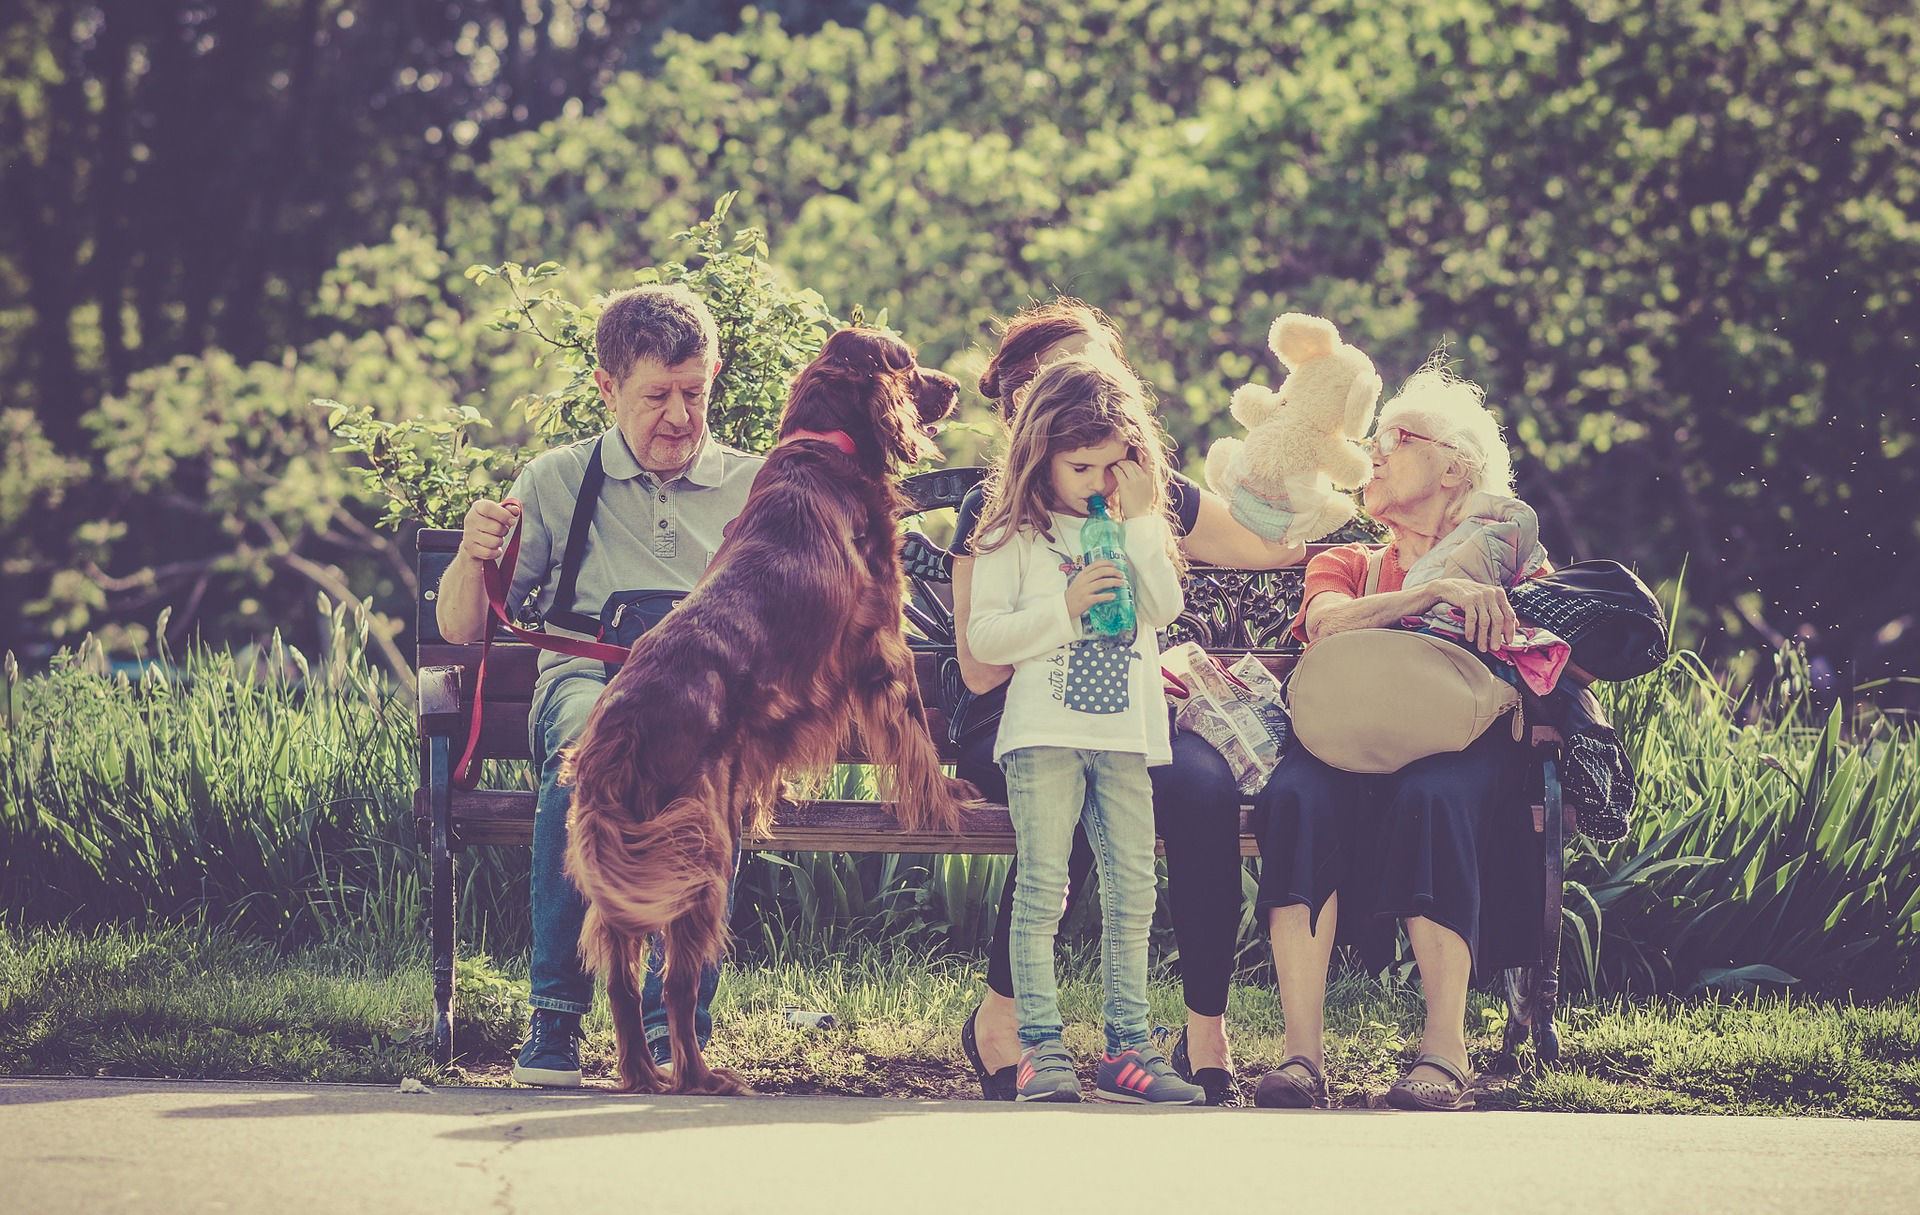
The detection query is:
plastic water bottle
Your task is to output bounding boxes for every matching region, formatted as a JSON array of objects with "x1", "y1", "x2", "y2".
[
  {"x1": 783, "y1": 1009, "x2": 836, "y2": 1031},
  {"x1": 1080, "y1": 493, "x2": 1137, "y2": 643}
]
